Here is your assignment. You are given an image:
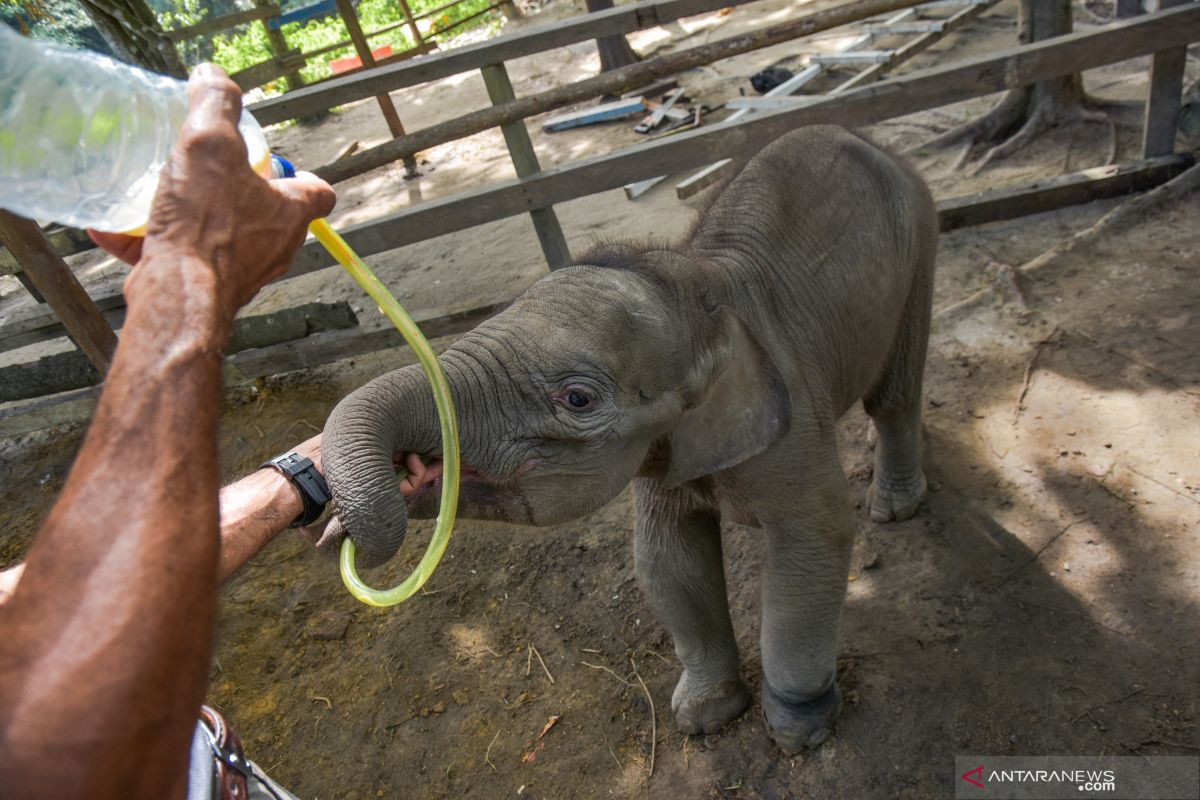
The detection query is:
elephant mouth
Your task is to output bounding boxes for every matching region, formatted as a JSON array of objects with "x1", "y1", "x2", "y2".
[{"x1": 391, "y1": 450, "x2": 540, "y2": 509}]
